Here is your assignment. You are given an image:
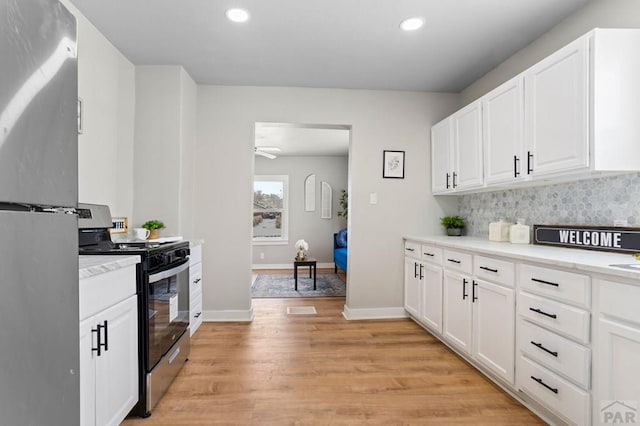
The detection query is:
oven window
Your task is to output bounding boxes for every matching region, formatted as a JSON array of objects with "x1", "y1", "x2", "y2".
[{"x1": 147, "y1": 263, "x2": 189, "y2": 369}]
